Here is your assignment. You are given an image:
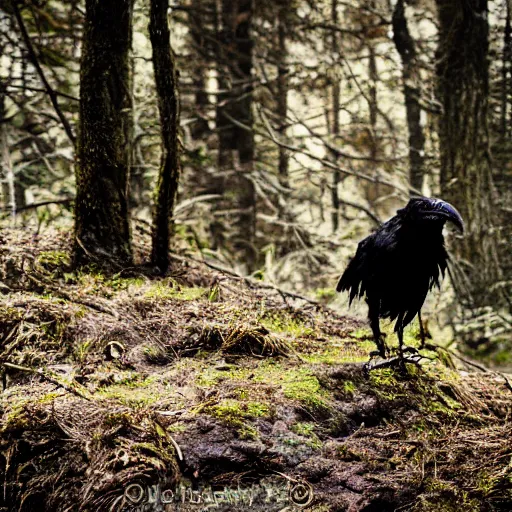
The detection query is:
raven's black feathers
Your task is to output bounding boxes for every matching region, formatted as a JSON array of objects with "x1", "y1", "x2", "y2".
[{"x1": 337, "y1": 197, "x2": 463, "y2": 357}]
